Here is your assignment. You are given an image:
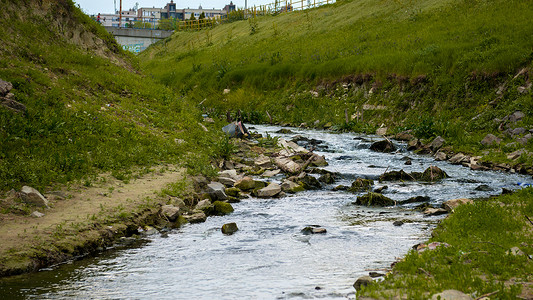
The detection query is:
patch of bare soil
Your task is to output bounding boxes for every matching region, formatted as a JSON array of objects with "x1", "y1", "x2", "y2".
[{"x1": 0, "y1": 165, "x2": 185, "y2": 275}]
